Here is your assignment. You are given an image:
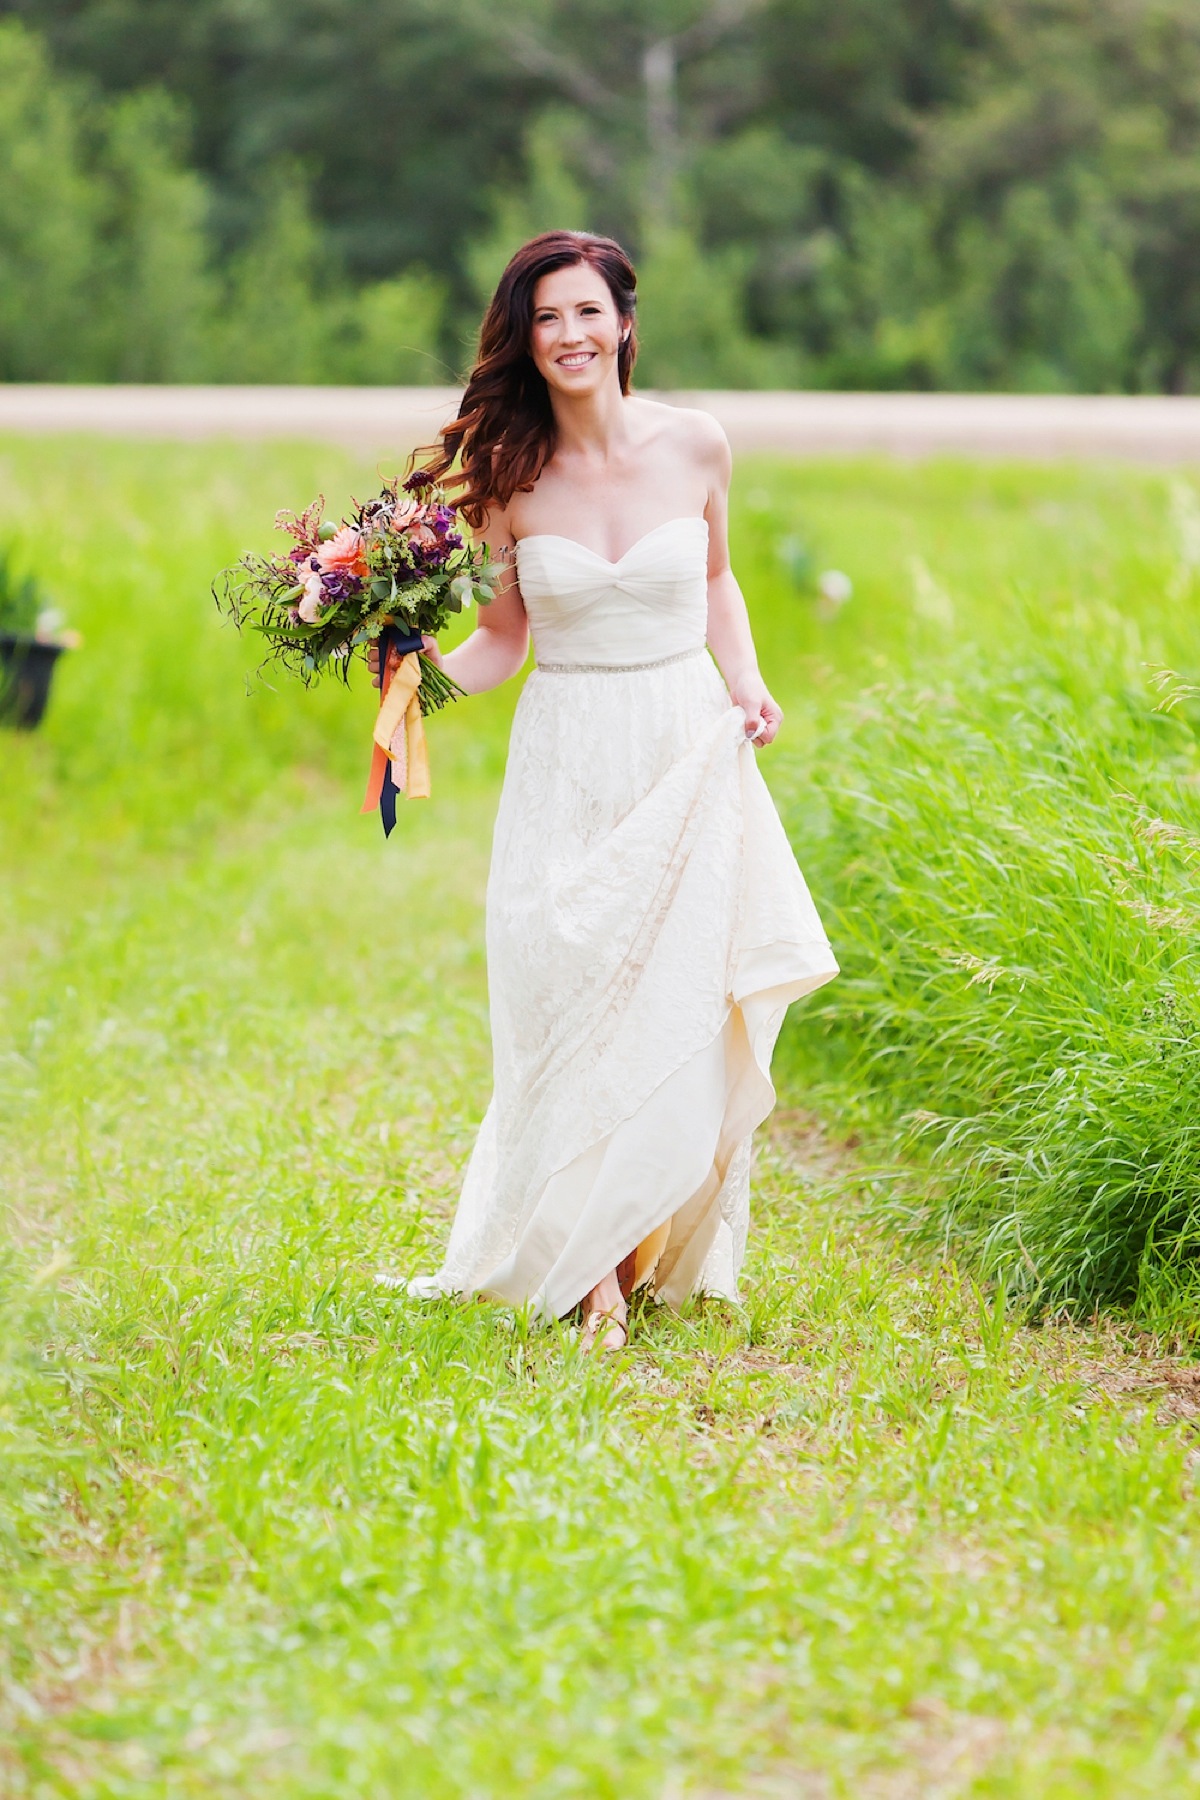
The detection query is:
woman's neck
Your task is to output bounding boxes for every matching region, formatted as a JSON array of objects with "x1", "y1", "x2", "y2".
[{"x1": 548, "y1": 376, "x2": 630, "y2": 462}]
